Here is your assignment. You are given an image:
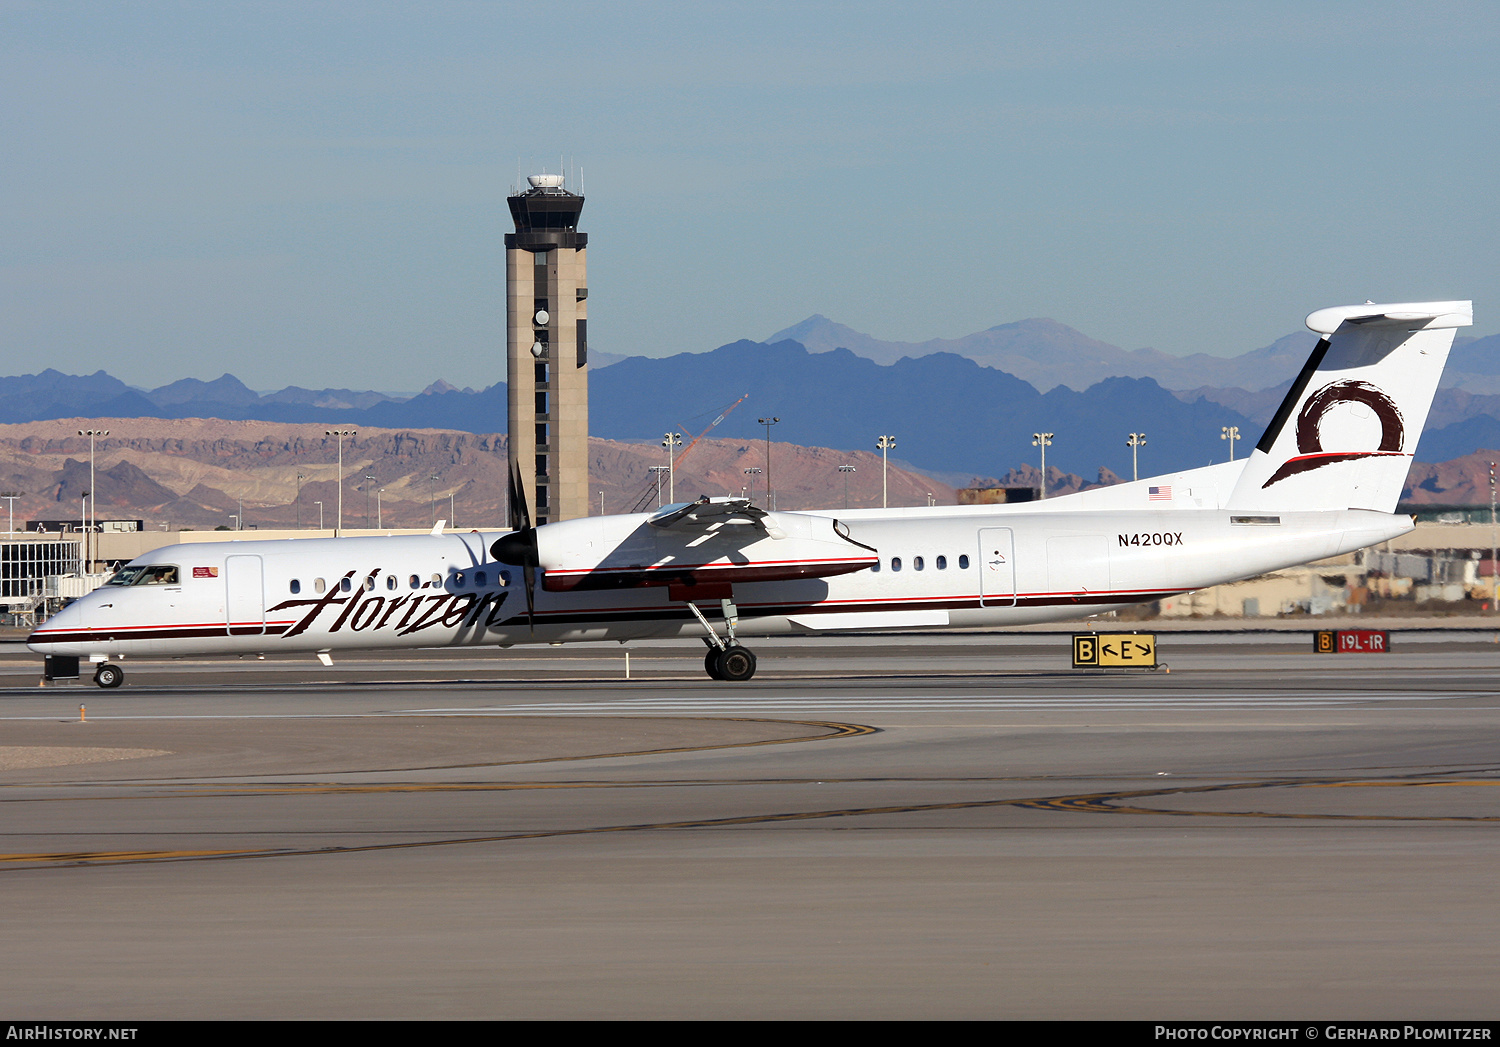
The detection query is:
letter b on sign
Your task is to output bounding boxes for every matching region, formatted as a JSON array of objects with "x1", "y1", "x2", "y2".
[{"x1": 1073, "y1": 635, "x2": 1098, "y2": 667}]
